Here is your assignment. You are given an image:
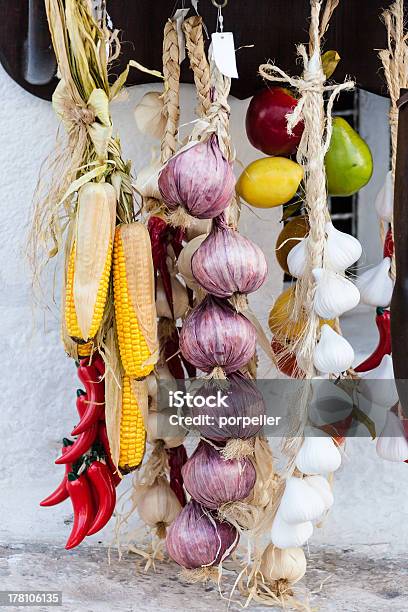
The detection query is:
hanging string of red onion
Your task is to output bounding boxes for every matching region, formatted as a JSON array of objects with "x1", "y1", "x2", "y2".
[
  {"x1": 166, "y1": 499, "x2": 238, "y2": 569},
  {"x1": 158, "y1": 135, "x2": 235, "y2": 219},
  {"x1": 191, "y1": 372, "x2": 265, "y2": 442},
  {"x1": 191, "y1": 213, "x2": 267, "y2": 298},
  {"x1": 179, "y1": 295, "x2": 257, "y2": 375},
  {"x1": 181, "y1": 440, "x2": 256, "y2": 509}
]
